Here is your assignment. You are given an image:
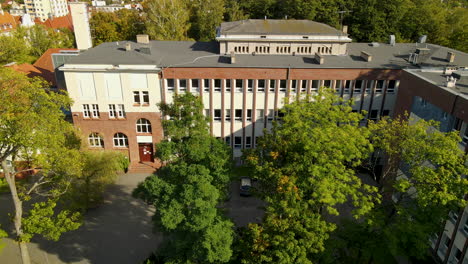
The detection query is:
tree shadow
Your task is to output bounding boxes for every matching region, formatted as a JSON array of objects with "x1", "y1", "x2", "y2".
[{"x1": 32, "y1": 174, "x2": 162, "y2": 264}]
